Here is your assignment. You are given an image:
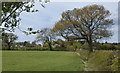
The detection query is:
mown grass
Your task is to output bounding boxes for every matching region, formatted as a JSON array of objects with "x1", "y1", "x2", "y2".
[{"x1": 2, "y1": 51, "x2": 84, "y2": 71}]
